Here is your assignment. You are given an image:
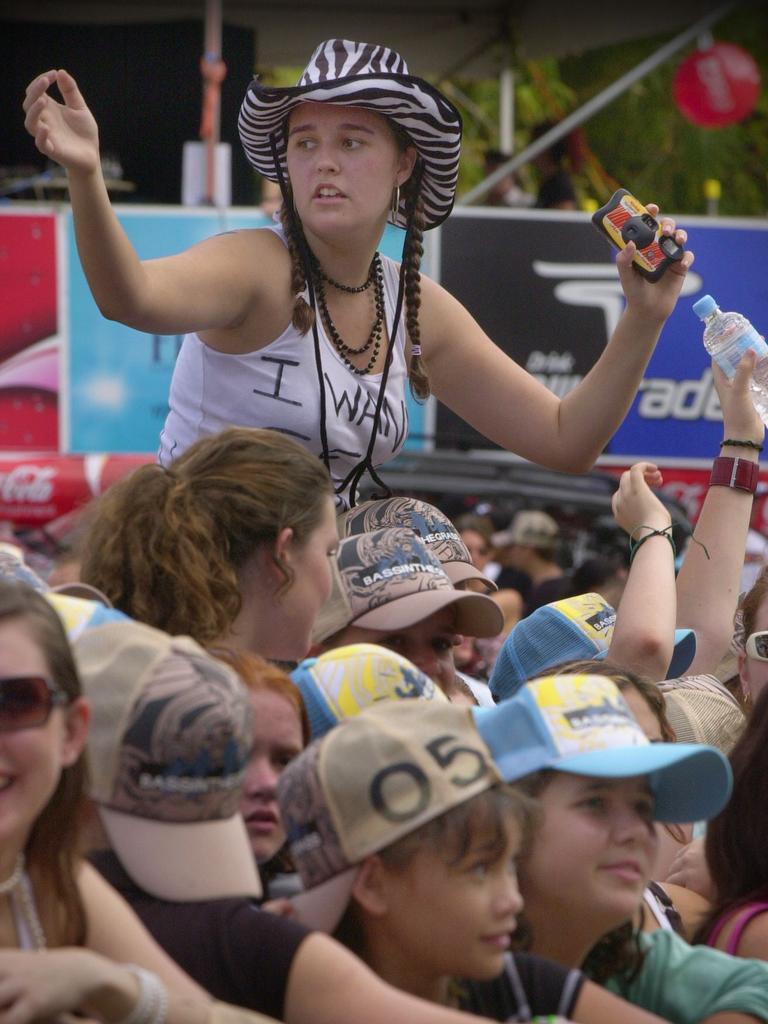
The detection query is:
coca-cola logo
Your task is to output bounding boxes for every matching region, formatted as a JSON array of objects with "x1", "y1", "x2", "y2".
[{"x1": 0, "y1": 465, "x2": 56, "y2": 504}]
